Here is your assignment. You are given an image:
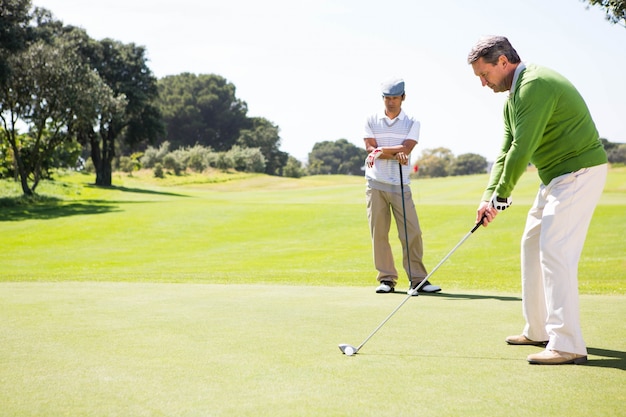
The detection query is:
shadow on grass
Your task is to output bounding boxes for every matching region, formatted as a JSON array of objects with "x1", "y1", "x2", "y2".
[
  {"x1": 586, "y1": 347, "x2": 626, "y2": 370},
  {"x1": 0, "y1": 184, "x2": 190, "y2": 222},
  {"x1": 85, "y1": 184, "x2": 189, "y2": 198},
  {"x1": 0, "y1": 196, "x2": 120, "y2": 221},
  {"x1": 391, "y1": 292, "x2": 522, "y2": 302},
  {"x1": 364, "y1": 350, "x2": 626, "y2": 370},
  {"x1": 437, "y1": 292, "x2": 522, "y2": 302}
]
